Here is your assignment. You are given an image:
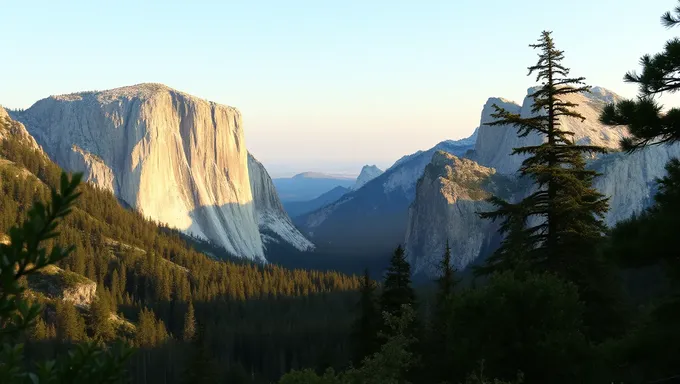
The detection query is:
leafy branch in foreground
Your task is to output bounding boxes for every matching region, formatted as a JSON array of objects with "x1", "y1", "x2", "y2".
[{"x1": 0, "y1": 171, "x2": 133, "y2": 383}]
